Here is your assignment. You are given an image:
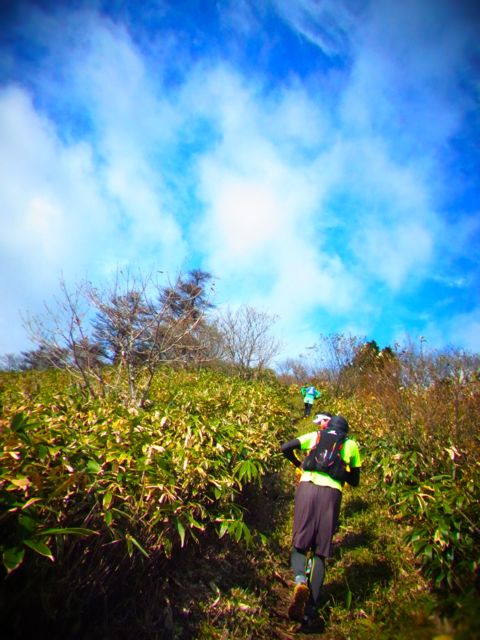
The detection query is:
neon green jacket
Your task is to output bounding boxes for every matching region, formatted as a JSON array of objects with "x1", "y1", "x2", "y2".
[{"x1": 297, "y1": 430, "x2": 361, "y2": 492}]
